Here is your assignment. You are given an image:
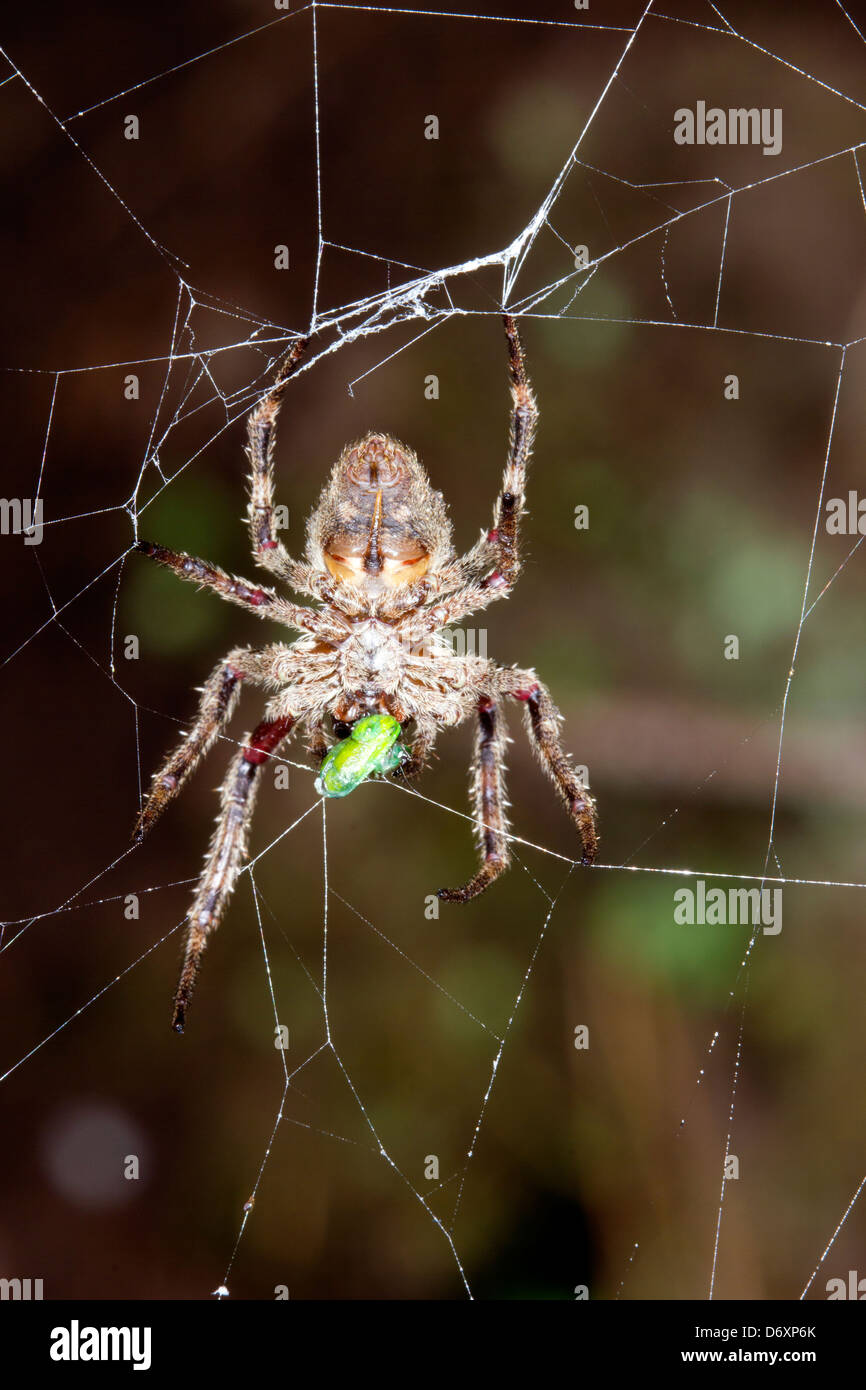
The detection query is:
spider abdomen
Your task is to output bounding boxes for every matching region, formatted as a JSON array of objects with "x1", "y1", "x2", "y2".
[{"x1": 310, "y1": 432, "x2": 453, "y2": 591}]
